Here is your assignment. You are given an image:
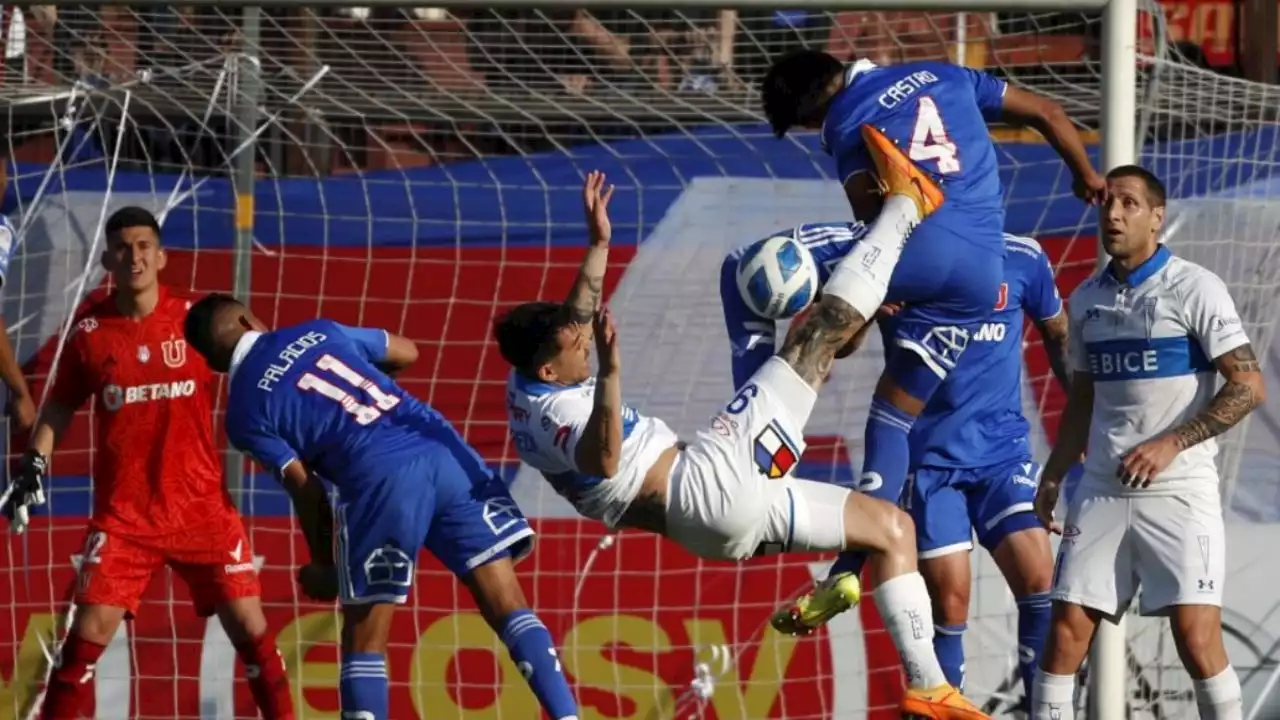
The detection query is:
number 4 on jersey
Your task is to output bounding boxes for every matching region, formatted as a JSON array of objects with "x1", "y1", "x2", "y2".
[{"x1": 908, "y1": 97, "x2": 960, "y2": 174}]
